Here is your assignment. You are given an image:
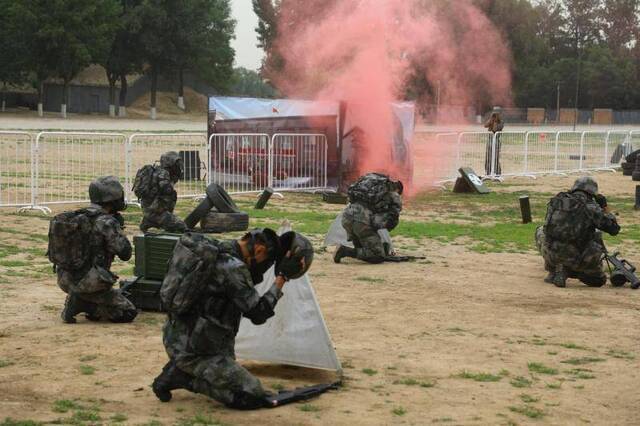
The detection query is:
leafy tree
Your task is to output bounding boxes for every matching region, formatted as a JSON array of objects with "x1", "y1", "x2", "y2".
[
  {"x1": 0, "y1": 0, "x2": 28, "y2": 111},
  {"x1": 228, "y1": 67, "x2": 279, "y2": 98}
]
